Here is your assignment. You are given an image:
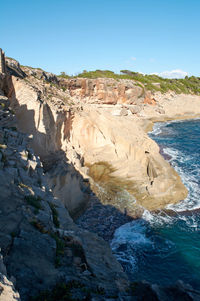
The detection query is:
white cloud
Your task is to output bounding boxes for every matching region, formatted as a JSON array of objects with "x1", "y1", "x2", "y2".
[
  {"x1": 130, "y1": 57, "x2": 137, "y2": 61},
  {"x1": 153, "y1": 69, "x2": 188, "y2": 79}
]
